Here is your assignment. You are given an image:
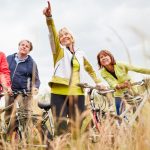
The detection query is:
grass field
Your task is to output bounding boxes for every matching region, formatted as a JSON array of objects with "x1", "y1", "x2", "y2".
[{"x1": 0, "y1": 90, "x2": 150, "y2": 150}]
